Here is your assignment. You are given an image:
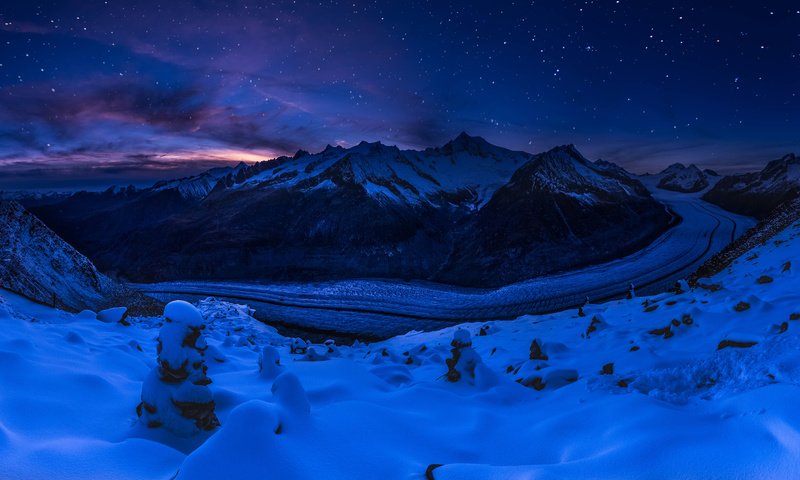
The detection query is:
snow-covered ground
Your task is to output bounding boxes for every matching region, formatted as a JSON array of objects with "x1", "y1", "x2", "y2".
[
  {"x1": 0, "y1": 208, "x2": 797, "y2": 479},
  {"x1": 135, "y1": 189, "x2": 755, "y2": 338}
]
